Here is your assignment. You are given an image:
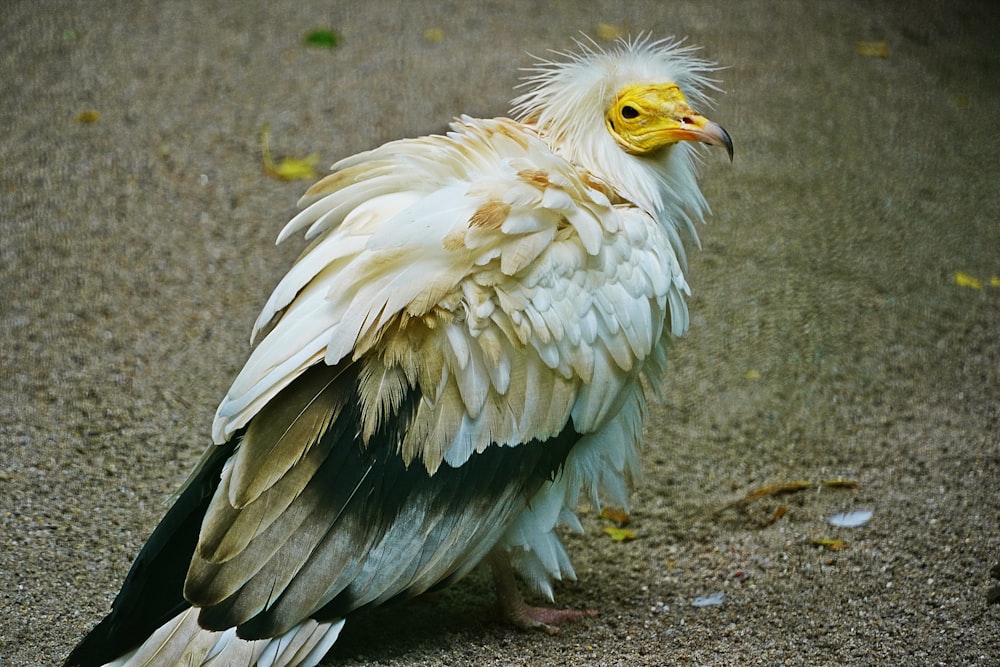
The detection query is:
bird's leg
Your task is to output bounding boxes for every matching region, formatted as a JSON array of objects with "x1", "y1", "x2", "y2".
[{"x1": 487, "y1": 548, "x2": 597, "y2": 635}]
